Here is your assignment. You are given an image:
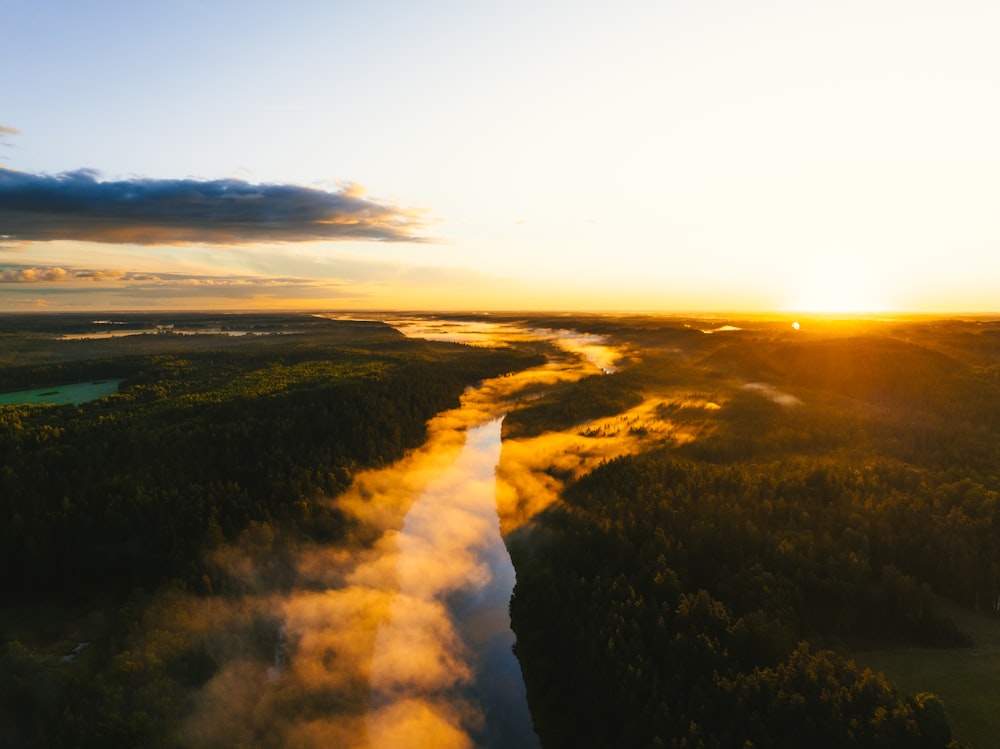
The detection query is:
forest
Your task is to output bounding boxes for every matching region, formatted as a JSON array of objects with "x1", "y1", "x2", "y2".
[
  {"x1": 504, "y1": 314, "x2": 1000, "y2": 748},
  {"x1": 0, "y1": 312, "x2": 543, "y2": 747},
  {"x1": 2, "y1": 312, "x2": 1000, "y2": 747}
]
